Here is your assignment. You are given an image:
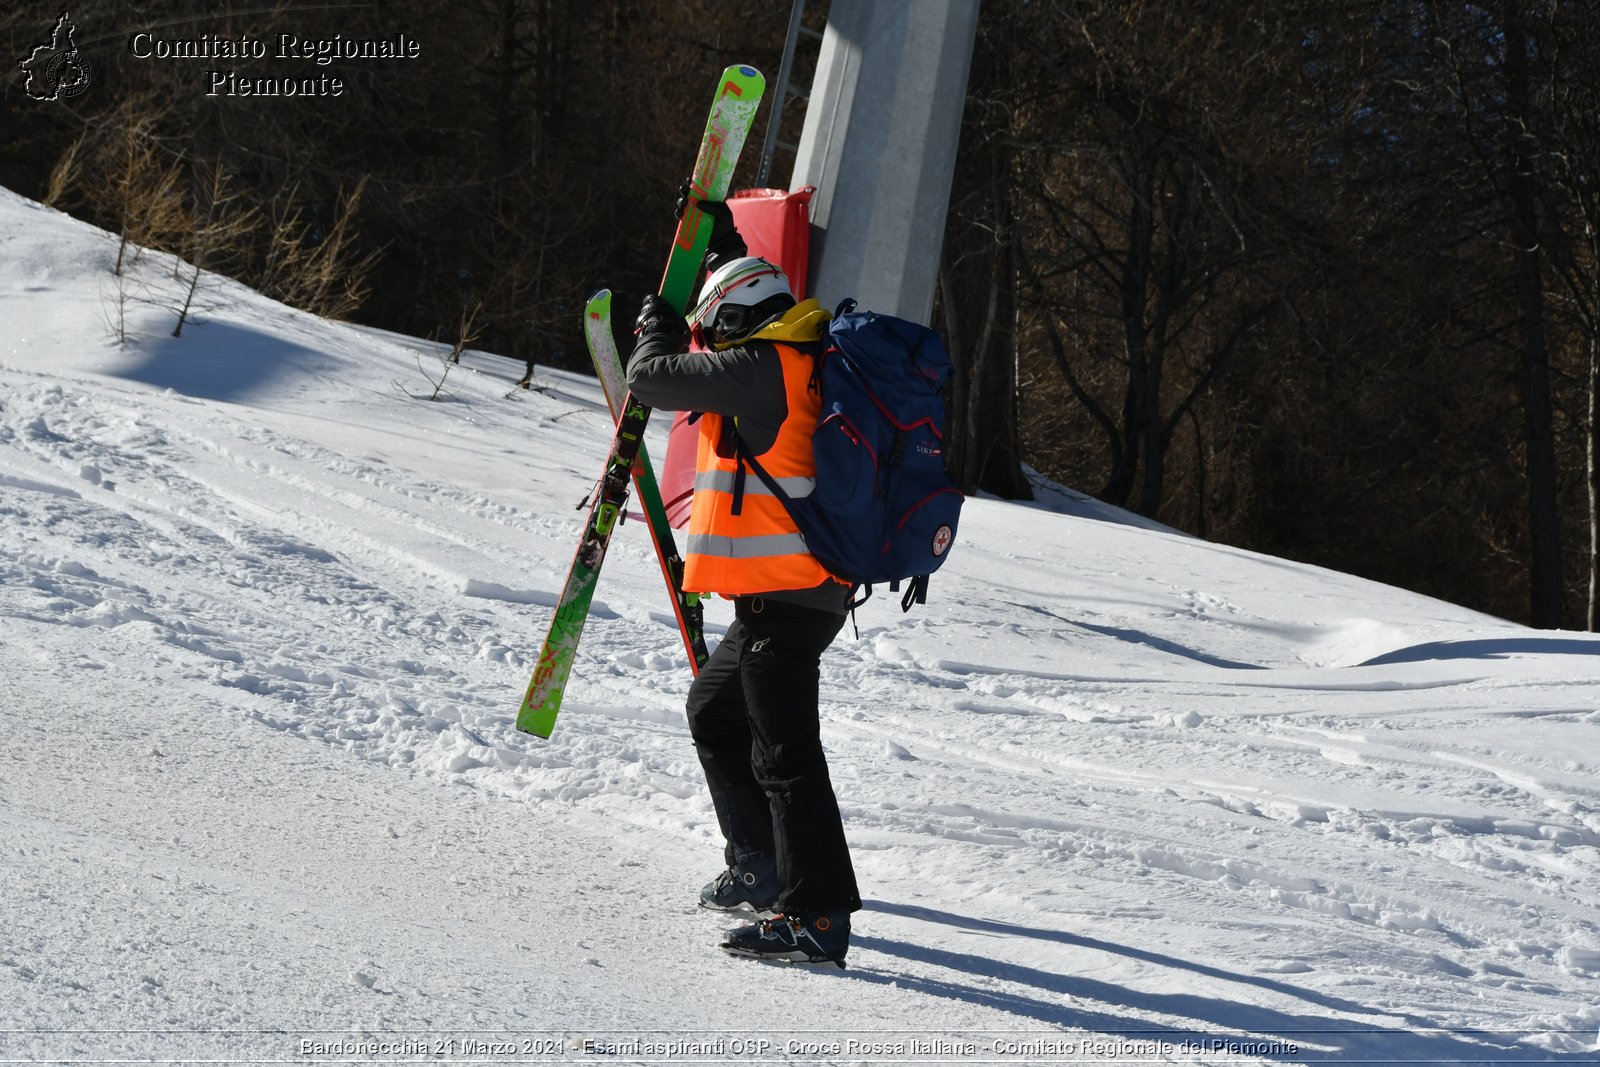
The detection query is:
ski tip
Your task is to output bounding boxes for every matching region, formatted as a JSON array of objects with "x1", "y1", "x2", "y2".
[{"x1": 720, "y1": 63, "x2": 764, "y2": 90}]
